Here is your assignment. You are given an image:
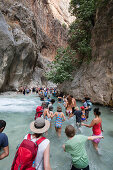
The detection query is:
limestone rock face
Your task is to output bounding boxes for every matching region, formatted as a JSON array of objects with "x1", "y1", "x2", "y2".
[
  {"x1": 0, "y1": 0, "x2": 72, "y2": 91},
  {"x1": 48, "y1": 0, "x2": 75, "y2": 26},
  {"x1": 60, "y1": 2, "x2": 113, "y2": 106},
  {"x1": 0, "y1": 12, "x2": 15, "y2": 90}
]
